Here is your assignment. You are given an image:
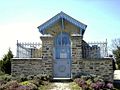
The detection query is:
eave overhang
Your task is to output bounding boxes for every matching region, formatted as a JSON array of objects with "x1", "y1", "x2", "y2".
[{"x1": 37, "y1": 11, "x2": 87, "y2": 35}]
